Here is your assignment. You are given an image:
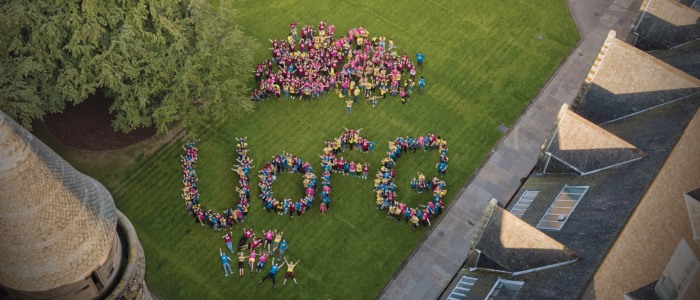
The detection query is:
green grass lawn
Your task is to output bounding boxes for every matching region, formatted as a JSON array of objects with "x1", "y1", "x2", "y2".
[{"x1": 39, "y1": 0, "x2": 577, "y2": 299}]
